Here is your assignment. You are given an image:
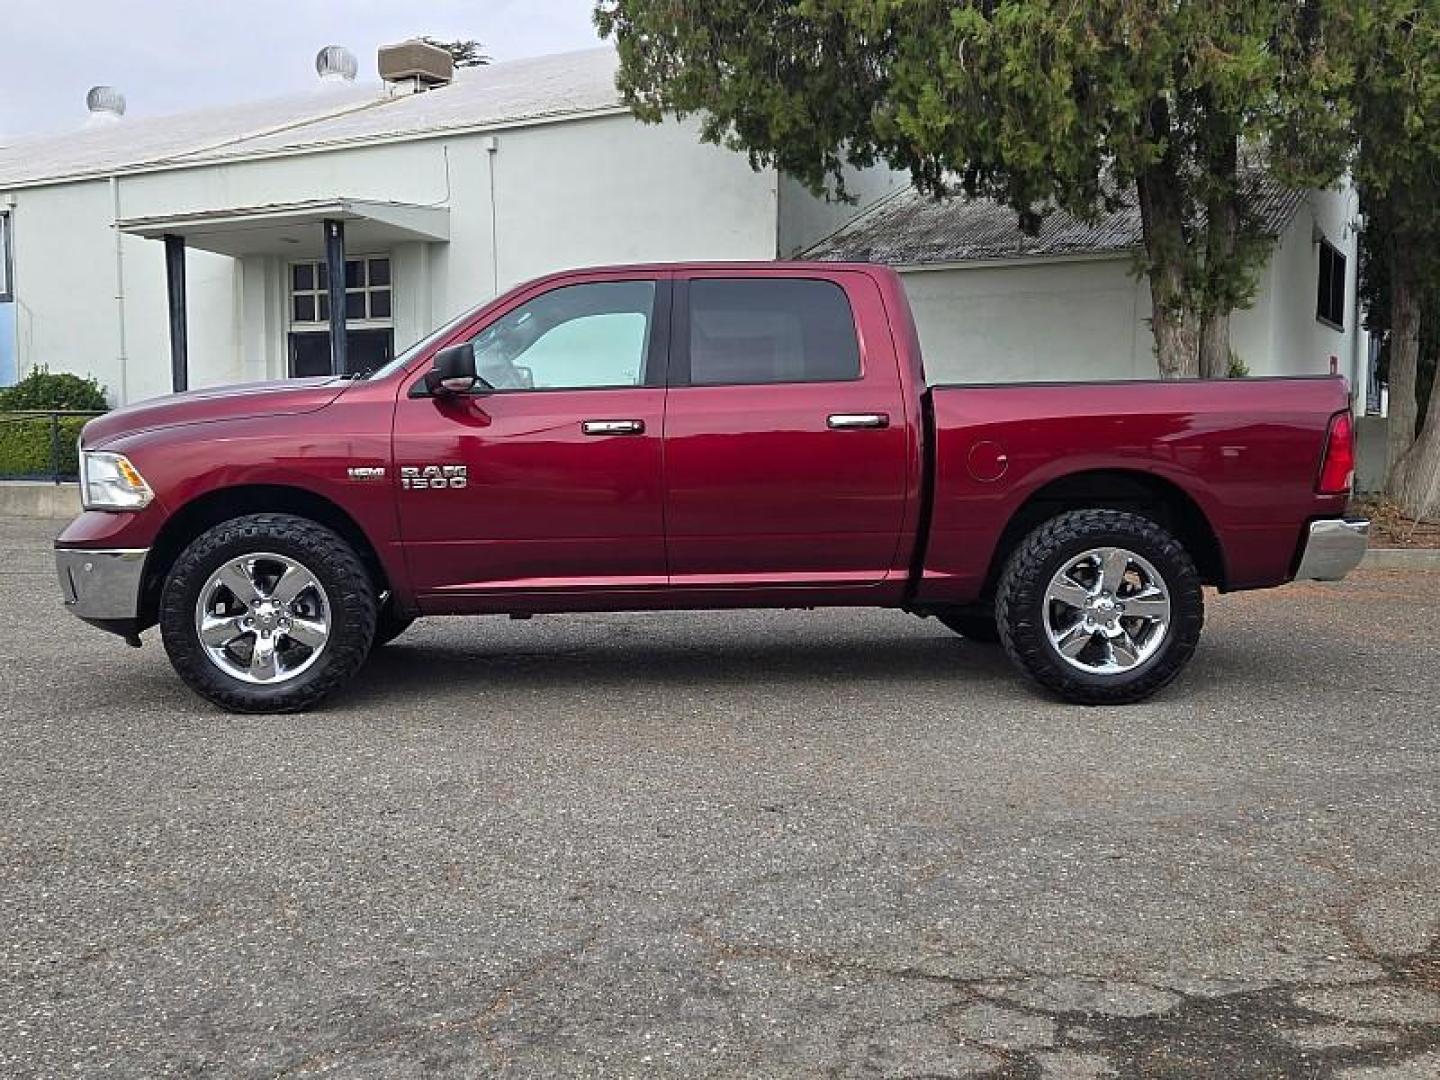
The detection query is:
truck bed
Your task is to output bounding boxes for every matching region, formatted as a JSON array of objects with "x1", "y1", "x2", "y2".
[{"x1": 917, "y1": 375, "x2": 1353, "y2": 602}]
